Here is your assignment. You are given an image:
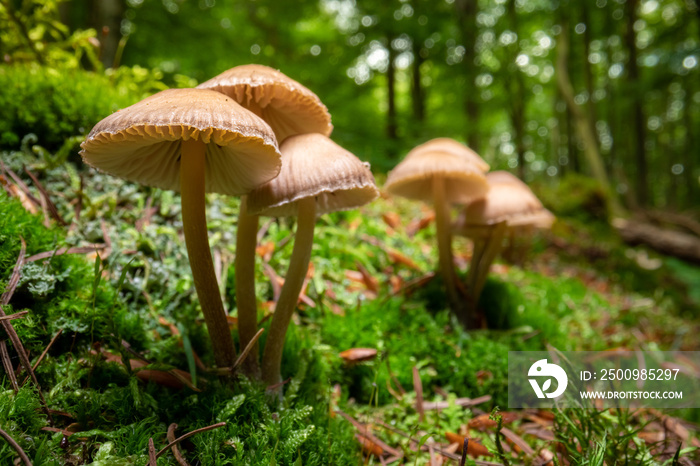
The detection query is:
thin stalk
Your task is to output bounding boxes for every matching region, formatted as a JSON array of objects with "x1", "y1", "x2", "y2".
[
  {"x1": 180, "y1": 138, "x2": 236, "y2": 369},
  {"x1": 433, "y1": 177, "x2": 469, "y2": 326},
  {"x1": 465, "y1": 236, "x2": 486, "y2": 321},
  {"x1": 235, "y1": 196, "x2": 261, "y2": 378},
  {"x1": 261, "y1": 197, "x2": 316, "y2": 388},
  {"x1": 0, "y1": 426, "x2": 31, "y2": 466},
  {"x1": 473, "y1": 221, "x2": 507, "y2": 303}
]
